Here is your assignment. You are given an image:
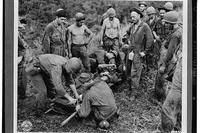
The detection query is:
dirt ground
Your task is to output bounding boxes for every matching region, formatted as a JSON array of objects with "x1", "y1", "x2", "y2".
[{"x1": 17, "y1": 68, "x2": 164, "y2": 133}]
